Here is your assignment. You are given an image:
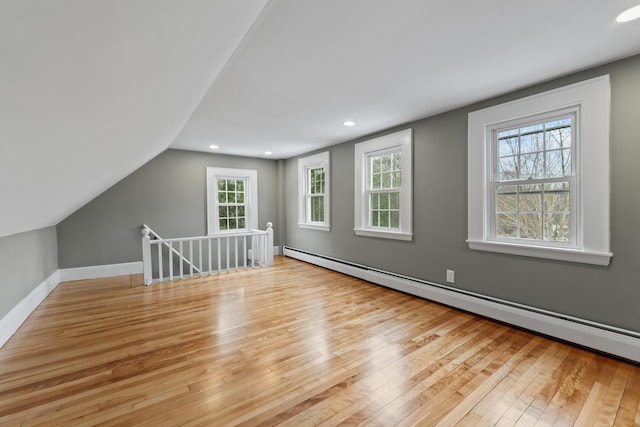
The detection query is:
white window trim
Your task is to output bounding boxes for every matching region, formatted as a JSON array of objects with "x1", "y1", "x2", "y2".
[
  {"x1": 206, "y1": 167, "x2": 258, "y2": 235},
  {"x1": 468, "y1": 75, "x2": 612, "y2": 265},
  {"x1": 298, "y1": 151, "x2": 331, "y2": 231},
  {"x1": 354, "y1": 128, "x2": 413, "y2": 241}
]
